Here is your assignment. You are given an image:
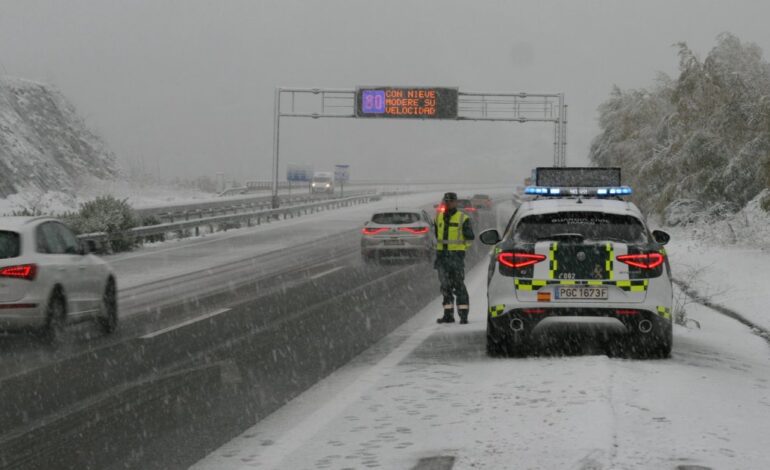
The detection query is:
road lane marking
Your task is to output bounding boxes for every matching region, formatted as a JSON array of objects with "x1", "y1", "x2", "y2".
[
  {"x1": 140, "y1": 307, "x2": 232, "y2": 339},
  {"x1": 308, "y1": 266, "x2": 344, "y2": 280}
]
